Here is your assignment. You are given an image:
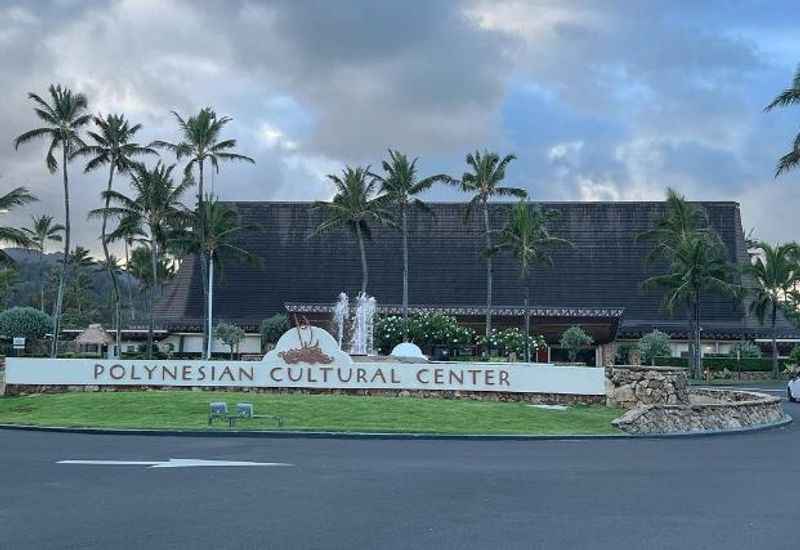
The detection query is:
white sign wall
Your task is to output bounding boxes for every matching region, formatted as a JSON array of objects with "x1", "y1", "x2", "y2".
[{"x1": 5, "y1": 326, "x2": 605, "y2": 396}]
